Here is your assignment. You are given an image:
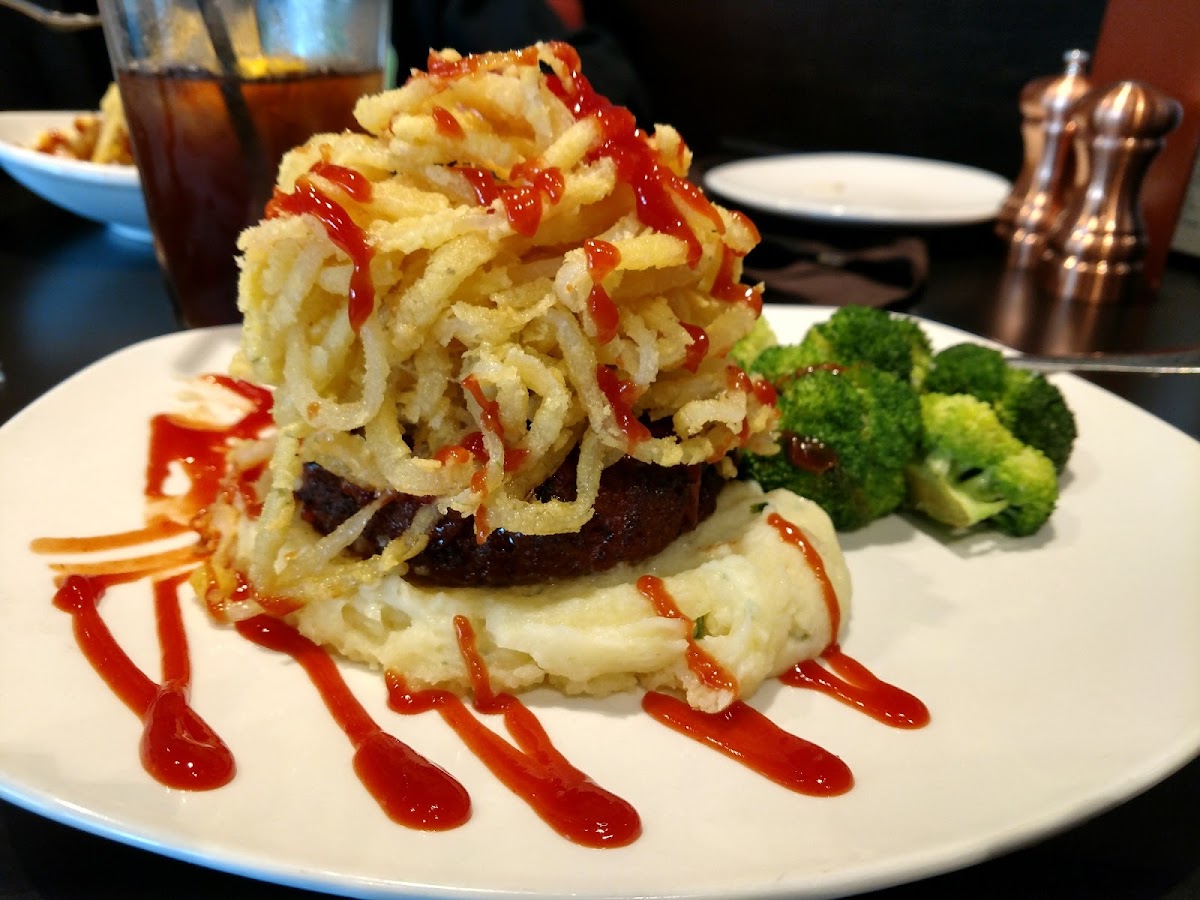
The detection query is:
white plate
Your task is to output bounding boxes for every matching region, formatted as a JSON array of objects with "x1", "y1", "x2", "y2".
[
  {"x1": 704, "y1": 153, "x2": 1012, "y2": 226},
  {"x1": 0, "y1": 110, "x2": 151, "y2": 242},
  {"x1": 1, "y1": 309, "x2": 1198, "y2": 899}
]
